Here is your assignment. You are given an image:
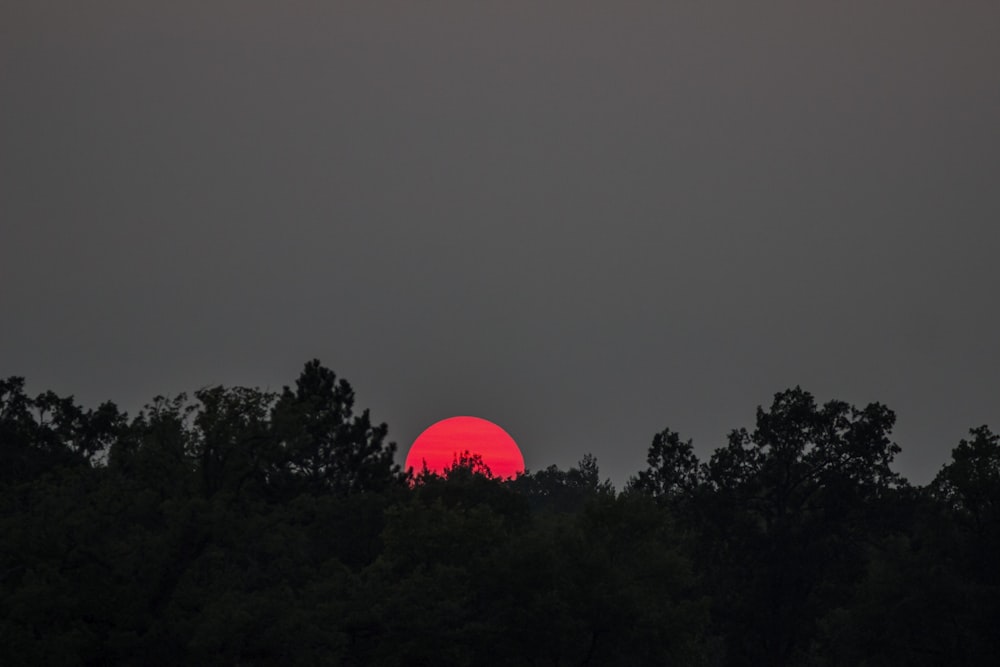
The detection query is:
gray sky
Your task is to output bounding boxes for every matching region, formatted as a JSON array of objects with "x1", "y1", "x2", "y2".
[{"x1": 2, "y1": 1, "x2": 998, "y2": 488}]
